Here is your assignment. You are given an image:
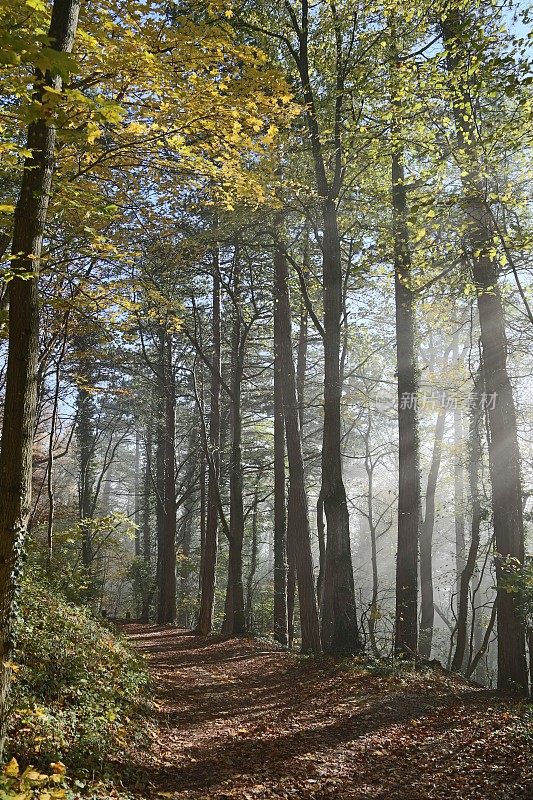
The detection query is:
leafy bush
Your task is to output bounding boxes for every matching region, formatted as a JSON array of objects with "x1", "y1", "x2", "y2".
[
  {"x1": 6, "y1": 578, "x2": 148, "y2": 773},
  {"x1": 0, "y1": 758, "x2": 68, "y2": 800}
]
